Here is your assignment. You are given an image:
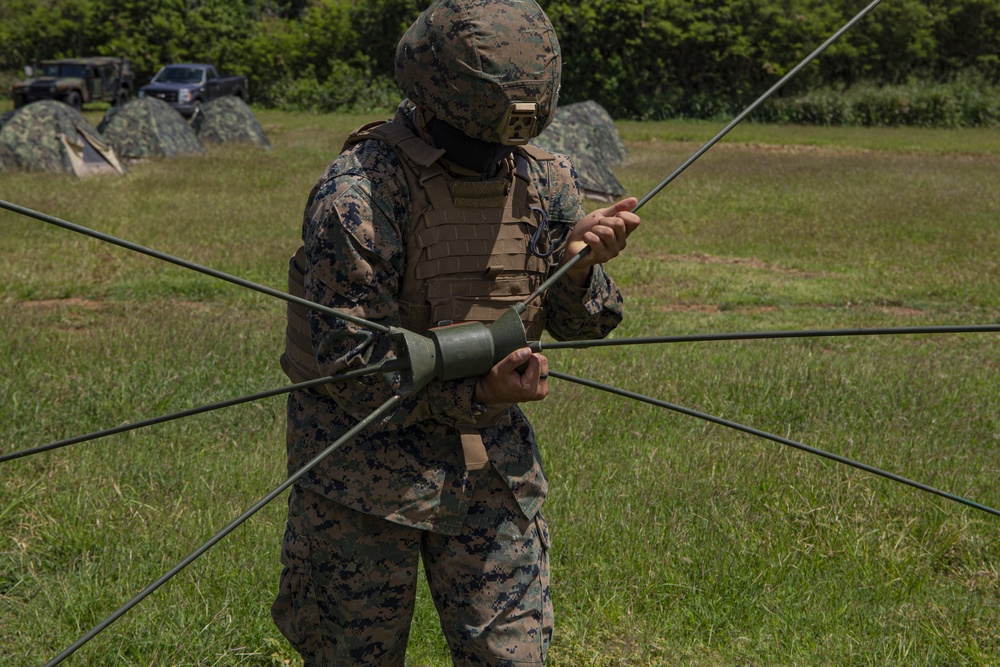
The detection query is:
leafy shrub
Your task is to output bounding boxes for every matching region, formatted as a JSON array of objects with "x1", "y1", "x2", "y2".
[
  {"x1": 760, "y1": 87, "x2": 854, "y2": 126},
  {"x1": 3, "y1": 0, "x2": 1000, "y2": 125},
  {"x1": 766, "y1": 73, "x2": 1000, "y2": 127},
  {"x1": 262, "y1": 62, "x2": 399, "y2": 113},
  {"x1": 0, "y1": 69, "x2": 21, "y2": 101}
]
